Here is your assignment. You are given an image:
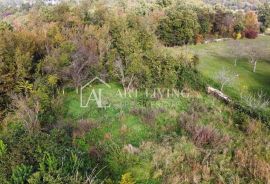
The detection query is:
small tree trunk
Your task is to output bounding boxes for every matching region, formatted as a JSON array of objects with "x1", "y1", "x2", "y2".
[
  {"x1": 234, "y1": 58, "x2": 237, "y2": 66},
  {"x1": 76, "y1": 87, "x2": 79, "y2": 94},
  {"x1": 253, "y1": 61, "x2": 257, "y2": 73}
]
